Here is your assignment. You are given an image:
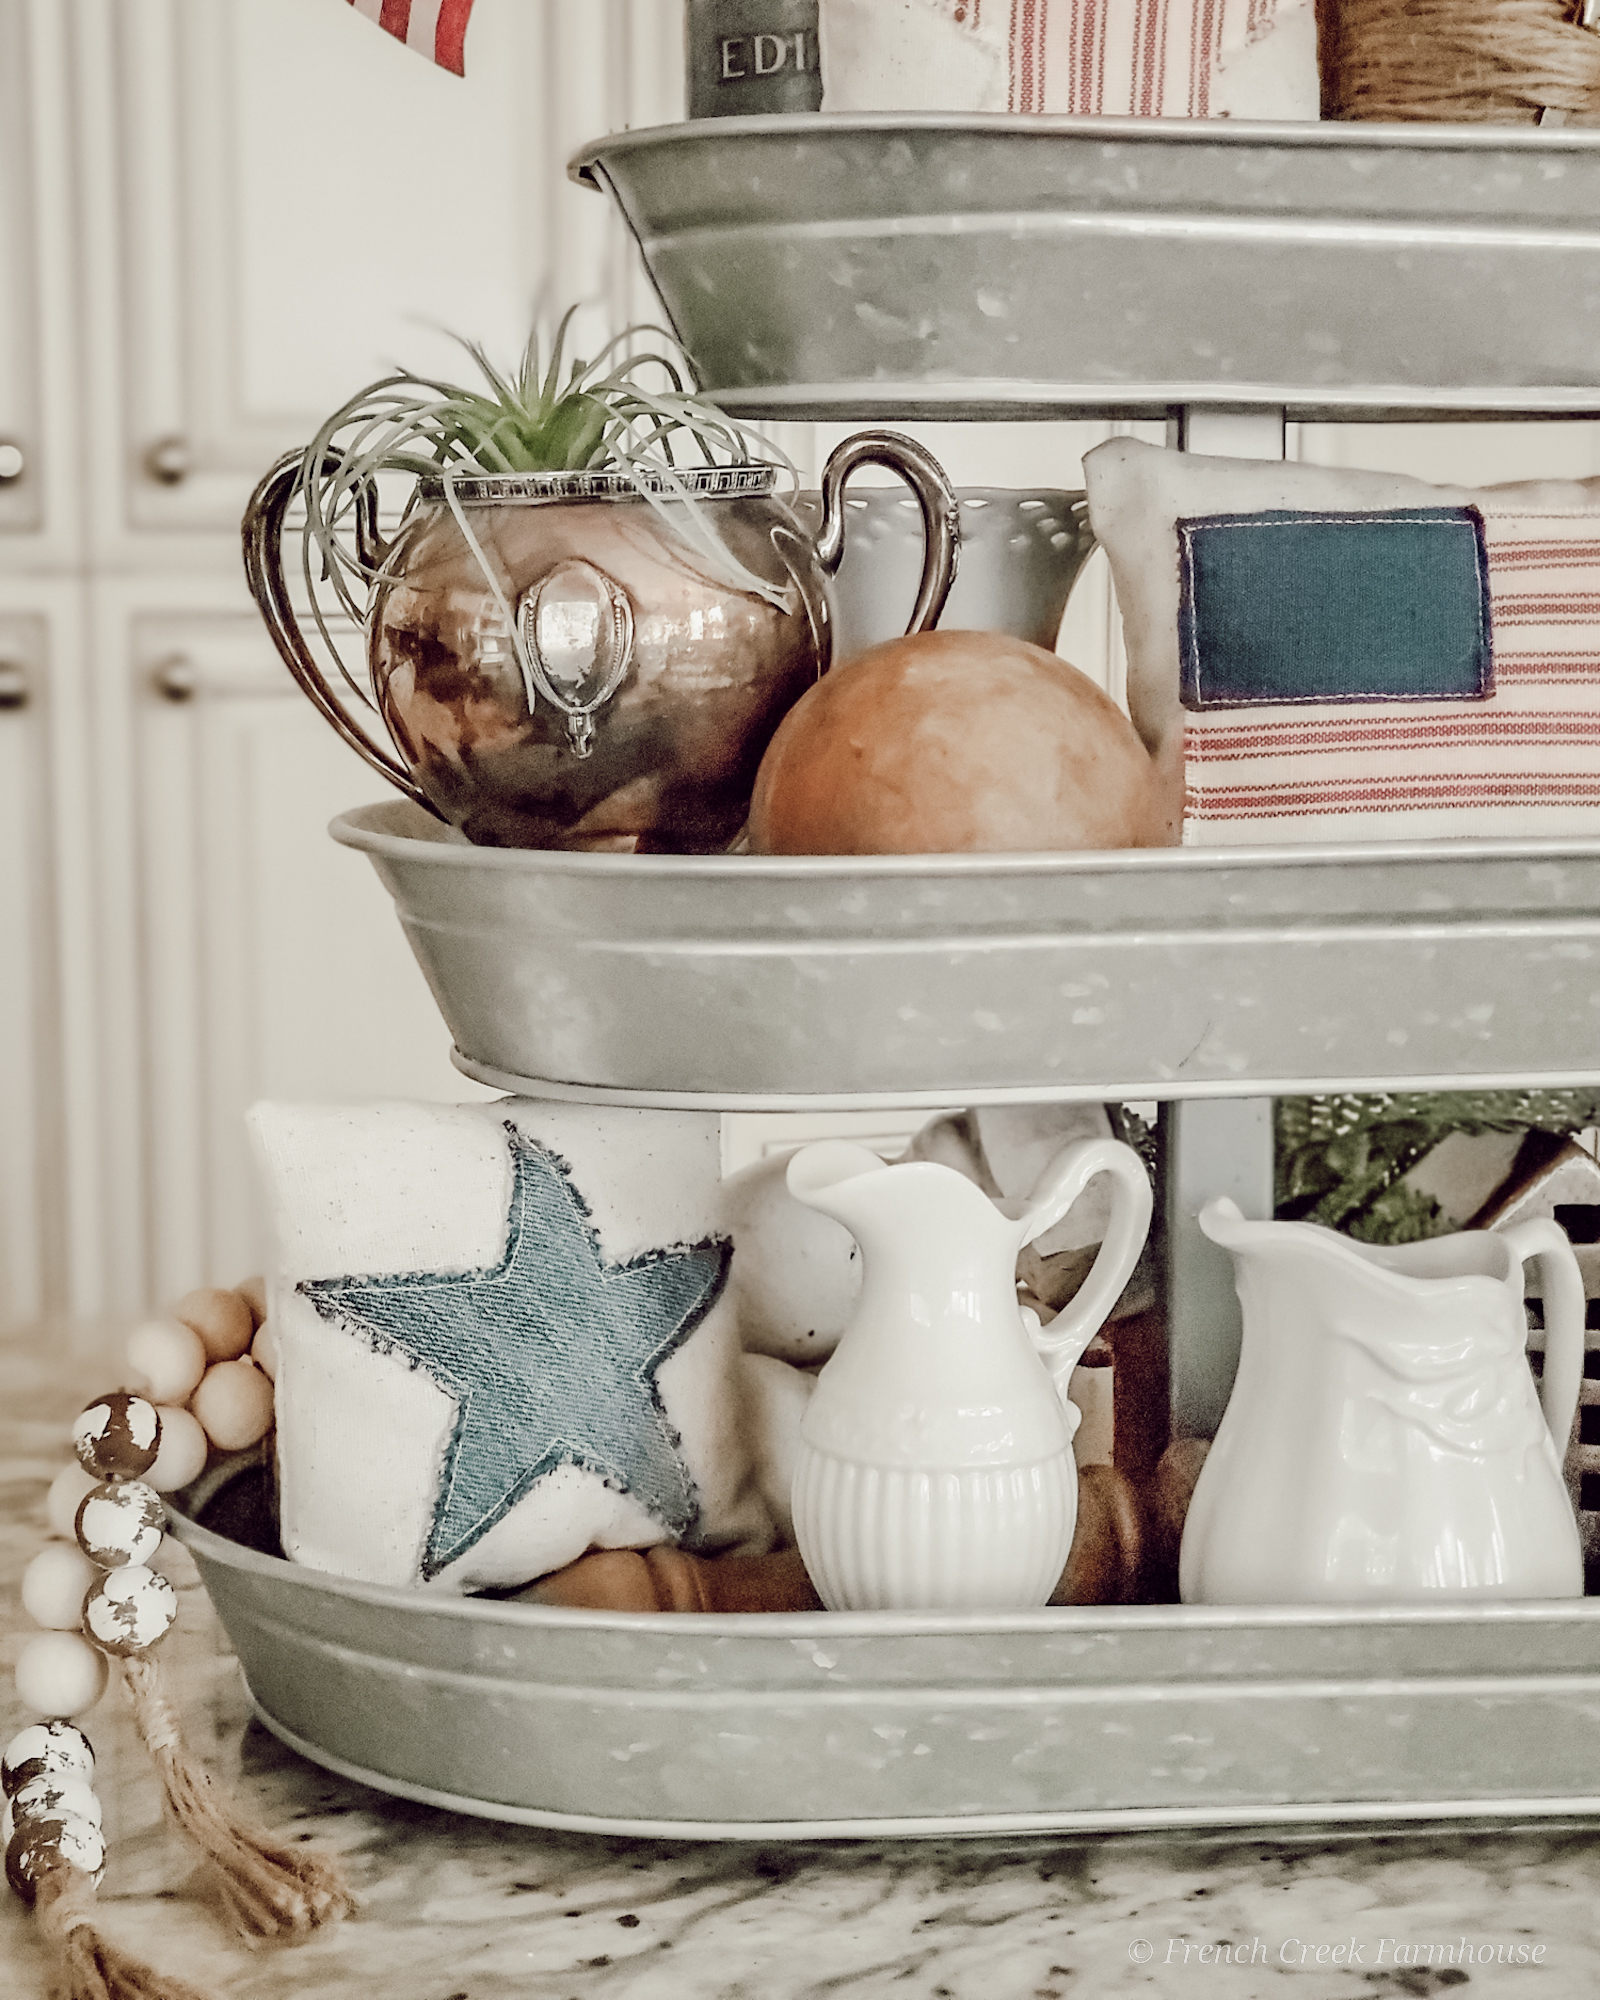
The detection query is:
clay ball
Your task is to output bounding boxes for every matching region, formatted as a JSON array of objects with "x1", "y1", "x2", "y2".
[
  {"x1": 142, "y1": 1405, "x2": 210, "y2": 1494},
  {"x1": 190, "y1": 1357, "x2": 275, "y2": 1451},
  {"x1": 125, "y1": 1317, "x2": 209, "y2": 1405},
  {"x1": 83, "y1": 1565, "x2": 179, "y2": 1657},
  {"x1": 71, "y1": 1392, "x2": 161, "y2": 1481},
  {"x1": 45, "y1": 1463, "x2": 99, "y2": 1542},
  {"x1": 5, "y1": 1813, "x2": 105, "y2": 1903},
  {"x1": 2, "y1": 1721, "x2": 94, "y2": 1798},
  {"x1": 75, "y1": 1480, "x2": 165, "y2": 1569},
  {"x1": 19, "y1": 1544, "x2": 99, "y2": 1631},
  {"x1": 175, "y1": 1286, "x2": 256, "y2": 1362},
  {"x1": 12, "y1": 1633, "x2": 109, "y2": 1719},
  {"x1": 749, "y1": 629, "x2": 1167, "y2": 855}
]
